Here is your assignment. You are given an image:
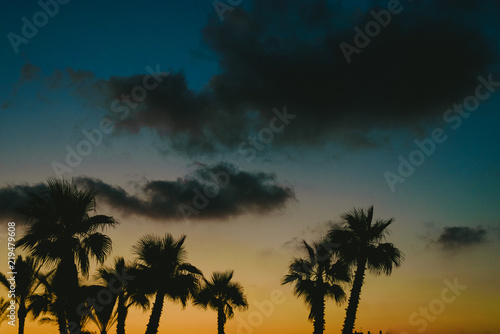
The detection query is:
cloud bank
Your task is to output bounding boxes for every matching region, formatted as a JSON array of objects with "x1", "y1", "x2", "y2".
[
  {"x1": 0, "y1": 164, "x2": 295, "y2": 222},
  {"x1": 110, "y1": 0, "x2": 499, "y2": 154},
  {"x1": 9, "y1": 0, "x2": 500, "y2": 156}
]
